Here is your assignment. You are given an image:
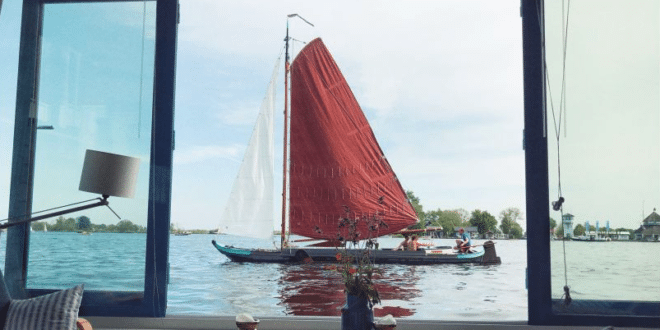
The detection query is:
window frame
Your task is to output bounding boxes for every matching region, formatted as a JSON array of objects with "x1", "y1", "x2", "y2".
[
  {"x1": 522, "y1": 0, "x2": 660, "y2": 327},
  {"x1": 5, "y1": 0, "x2": 658, "y2": 325},
  {"x1": 5, "y1": 0, "x2": 177, "y2": 317}
]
